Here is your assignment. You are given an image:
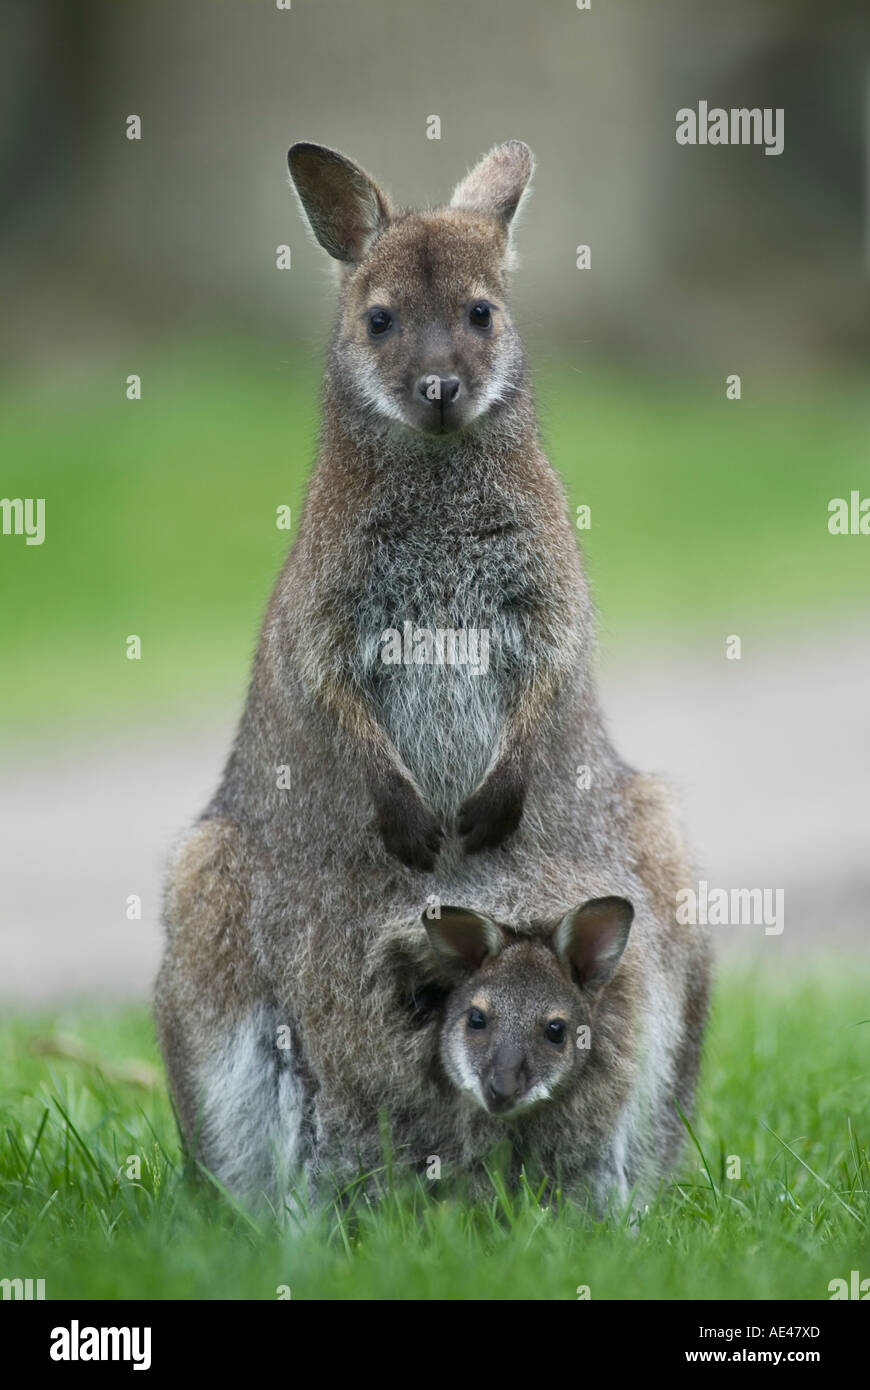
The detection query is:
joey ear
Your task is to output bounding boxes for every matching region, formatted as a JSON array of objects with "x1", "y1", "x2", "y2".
[
  {"x1": 555, "y1": 897, "x2": 634, "y2": 992},
  {"x1": 422, "y1": 906, "x2": 503, "y2": 970},
  {"x1": 449, "y1": 140, "x2": 534, "y2": 228},
  {"x1": 287, "y1": 142, "x2": 391, "y2": 263}
]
